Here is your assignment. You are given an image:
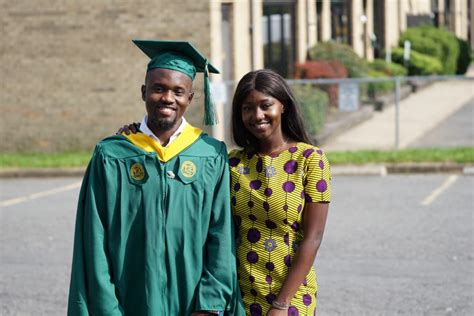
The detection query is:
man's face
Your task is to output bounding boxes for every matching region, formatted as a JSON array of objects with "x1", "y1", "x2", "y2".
[{"x1": 141, "y1": 68, "x2": 194, "y2": 133}]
